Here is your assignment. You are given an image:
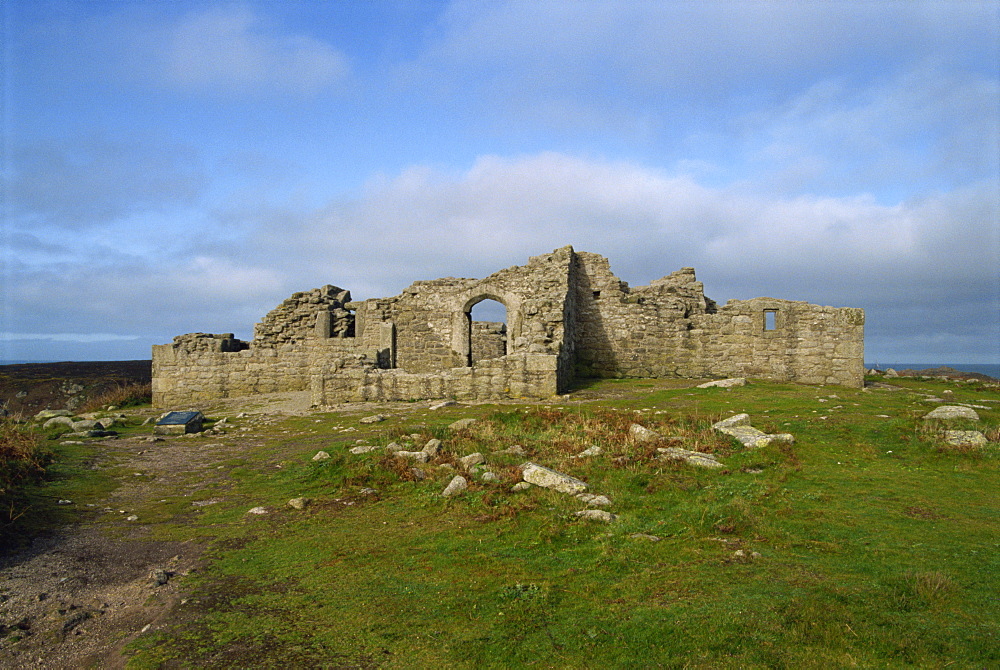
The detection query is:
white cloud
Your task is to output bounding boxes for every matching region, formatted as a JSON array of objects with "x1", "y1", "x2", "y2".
[
  {"x1": 160, "y1": 6, "x2": 349, "y2": 96},
  {"x1": 0, "y1": 333, "x2": 140, "y2": 343}
]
